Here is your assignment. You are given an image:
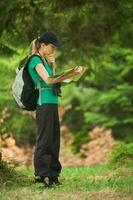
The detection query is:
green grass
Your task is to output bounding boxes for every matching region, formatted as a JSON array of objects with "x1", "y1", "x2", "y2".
[{"x1": 0, "y1": 163, "x2": 133, "y2": 200}]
